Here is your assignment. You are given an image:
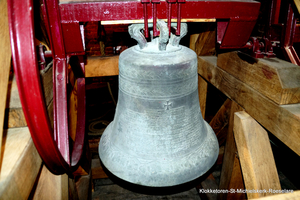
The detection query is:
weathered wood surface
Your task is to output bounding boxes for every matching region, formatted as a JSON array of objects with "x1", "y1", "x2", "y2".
[
  {"x1": 209, "y1": 98, "x2": 231, "y2": 146},
  {"x1": 194, "y1": 23, "x2": 216, "y2": 56},
  {"x1": 255, "y1": 190, "x2": 300, "y2": 200},
  {"x1": 198, "y1": 56, "x2": 300, "y2": 156},
  {"x1": 218, "y1": 101, "x2": 245, "y2": 200},
  {"x1": 234, "y1": 111, "x2": 281, "y2": 199},
  {"x1": 0, "y1": 0, "x2": 12, "y2": 163},
  {"x1": 5, "y1": 64, "x2": 53, "y2": 129},
  {"x1": 217, "y1": 51, "x2": 300, "y2": 105},
  {"x1": 92, "y1": 158, "x2": 108, "y2": 179},
  {"x1": 0, "y1": 127, "x2": 42, "y2": 200},
  {"x1": 85, "y1": 56, "x2": 119, "y2": 77},
  {"x1": 197, "y1": 173, "x2": 218, "y2": 200},
  {"x1": 75, "y1": 172, "x2": 92, "y2": 200},
  {"x1": 31, "y1": 165, "x2": 68, "y2": 200},
  {"x1": 294, "y1": 0, "x2": 300, "y2": 14}
]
